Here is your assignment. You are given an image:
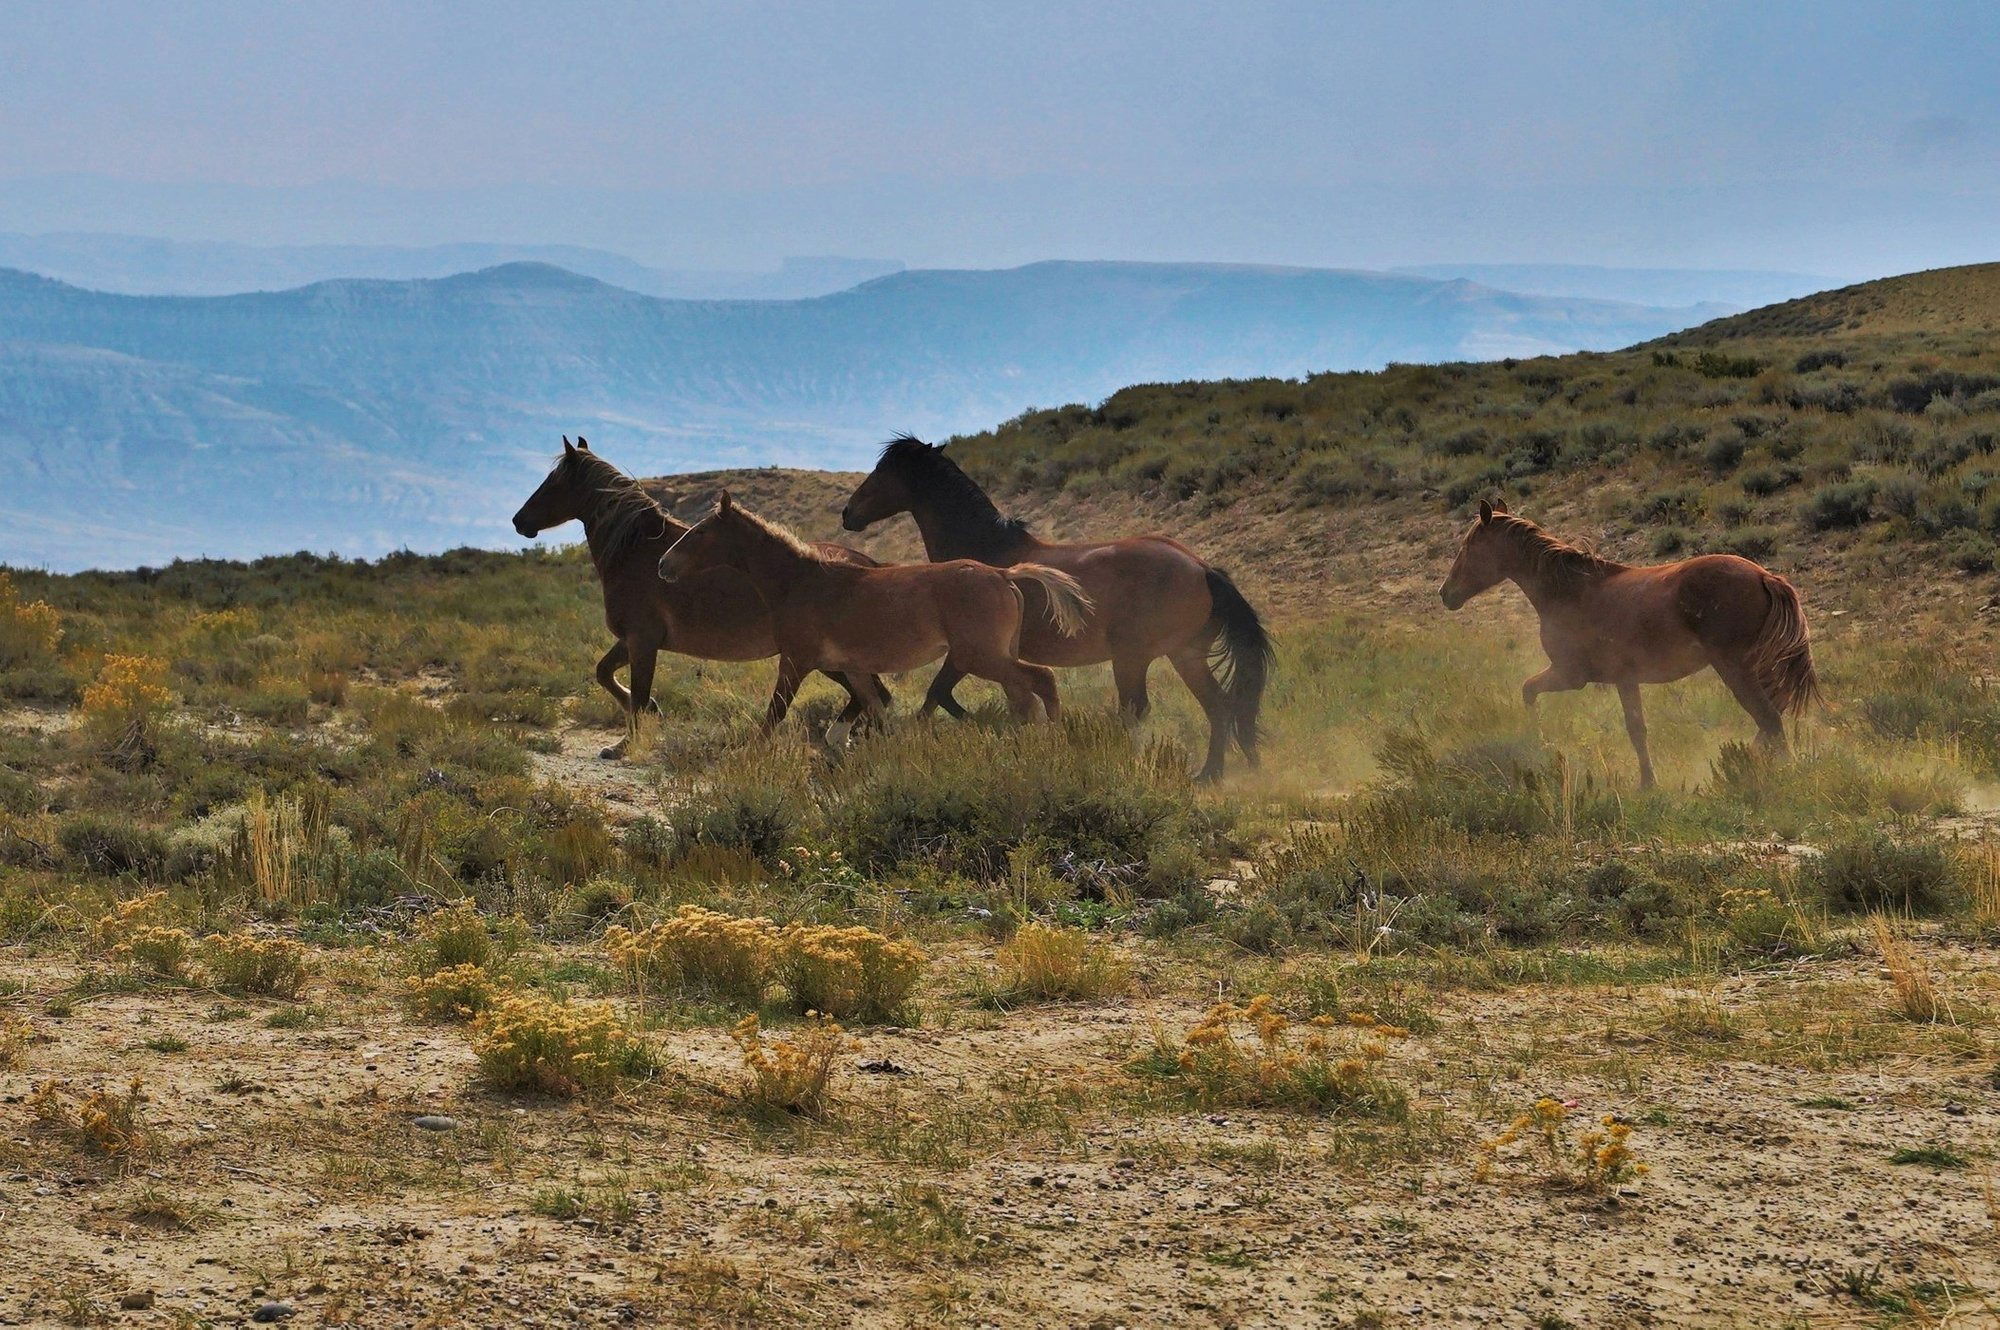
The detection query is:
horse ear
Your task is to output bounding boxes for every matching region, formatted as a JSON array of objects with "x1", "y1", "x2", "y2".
[
  {"x1": 562, "y1": 436, "x2": 575, "y2": 454},
  {"x1": 1490, "y1": 497, "x2": 1507, "y2": 514},
  {"x1": 716, "y1": 490, "x2": 734, "y2": 513},
  {"x1": 575, "y1": 437, "x2": 590, "y2": 451},
  {"x1": 1477, "y1": 500, "x2": 1494, "y2": 523}
]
